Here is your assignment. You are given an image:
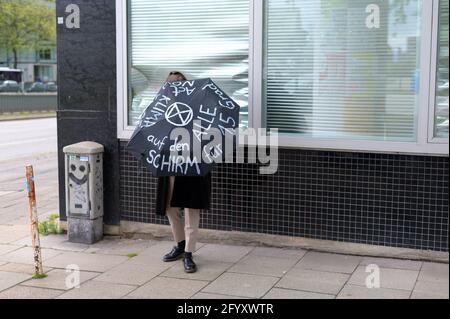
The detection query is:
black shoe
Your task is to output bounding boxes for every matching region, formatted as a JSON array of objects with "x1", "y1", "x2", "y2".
[
  {"x1": 183, "y1": 252, "x2": 197, "y2": 273},
  {"x1": 163, "y1": 246, "x2": 185, "y2": 262}
]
